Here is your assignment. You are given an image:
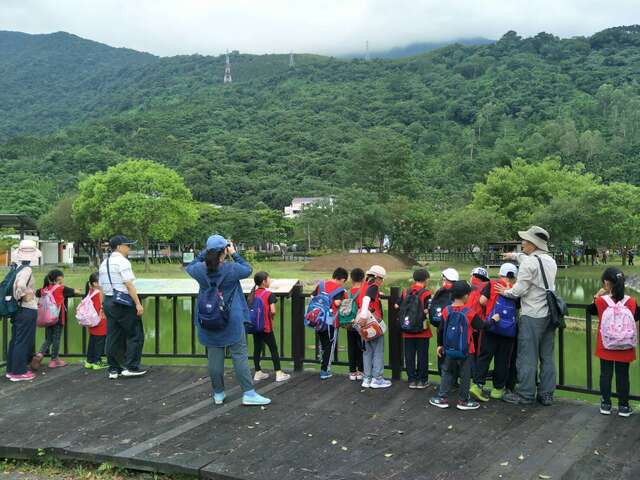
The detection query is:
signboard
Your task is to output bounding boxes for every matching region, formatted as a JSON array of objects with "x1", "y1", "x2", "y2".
[{"x1": 133, "y1": 278, "x2": 299, "y2": 295}]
